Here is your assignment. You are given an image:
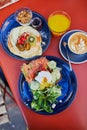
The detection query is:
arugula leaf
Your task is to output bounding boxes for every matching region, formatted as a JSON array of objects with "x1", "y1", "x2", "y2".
[{"x1": 31, "y1": 85, "x2": 61, "y2": 113}]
